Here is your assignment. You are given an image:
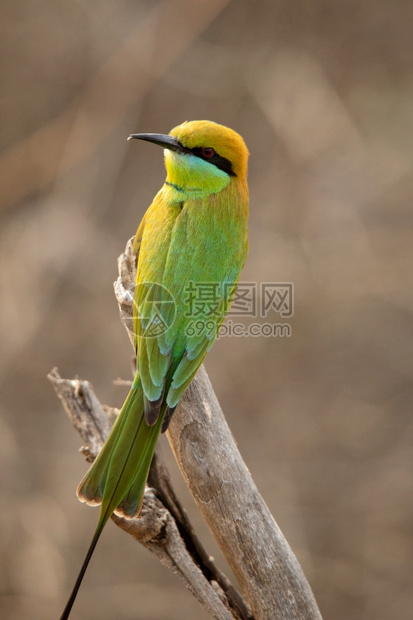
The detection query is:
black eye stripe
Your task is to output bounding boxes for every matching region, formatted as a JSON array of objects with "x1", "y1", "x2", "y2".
[{"x1": 190, "y1": 146, "x2": 236, "y2": 177}]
